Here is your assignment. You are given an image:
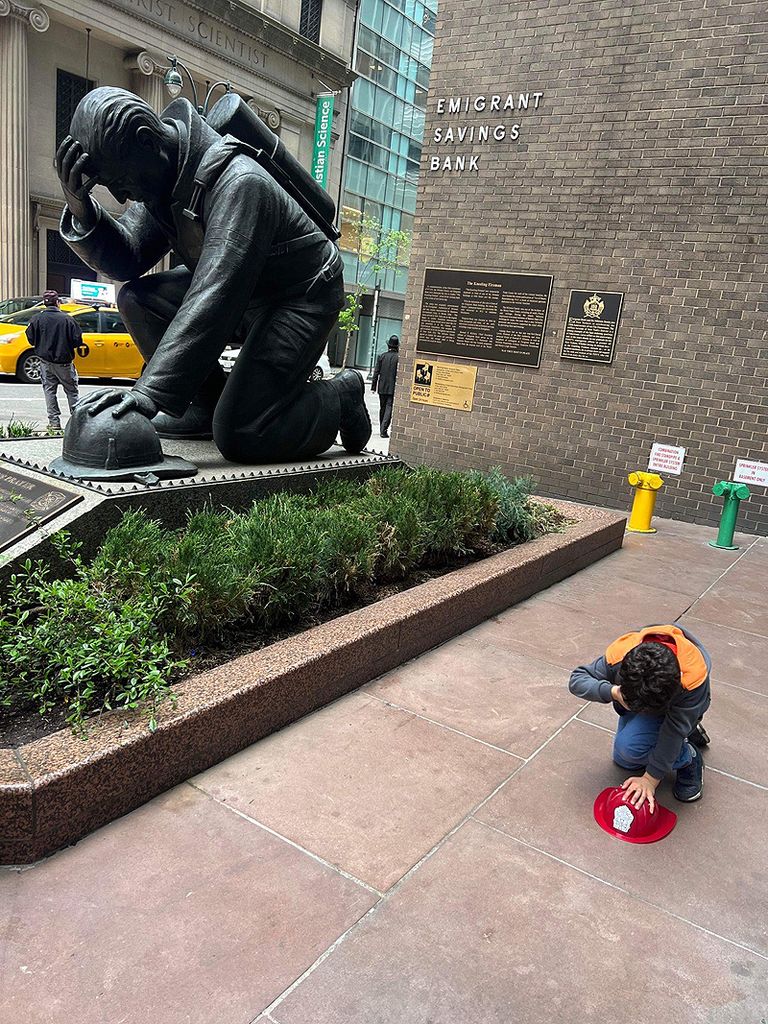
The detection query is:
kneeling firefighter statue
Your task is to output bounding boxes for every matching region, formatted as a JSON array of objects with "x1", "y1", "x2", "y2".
[{"x1": 53, "y1": 87, "x2": 371, "y2": 478}]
